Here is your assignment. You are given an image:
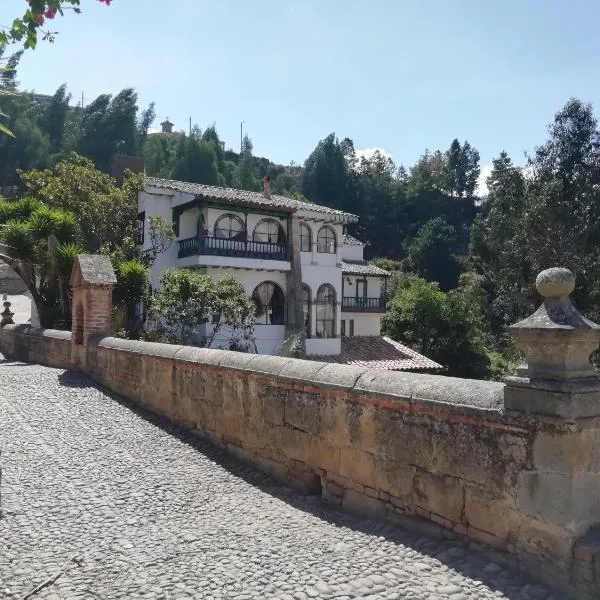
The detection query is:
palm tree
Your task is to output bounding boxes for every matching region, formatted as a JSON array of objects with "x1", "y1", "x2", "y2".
[{"x1": 0, "y1": 200, "x2": 84, "y2": 327}]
